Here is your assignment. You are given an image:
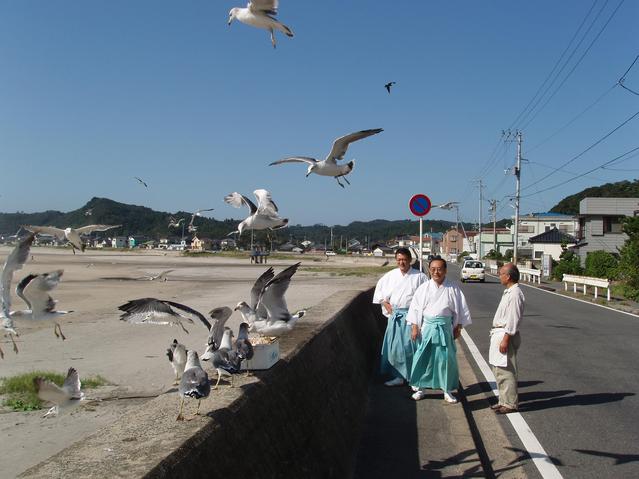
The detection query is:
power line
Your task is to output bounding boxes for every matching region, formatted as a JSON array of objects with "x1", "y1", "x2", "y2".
[
  {"x1": 521, "y1": 145, "x2": 639, "y2": 198},
  {"x1": 522, "y1": 108, "x2": 639, "y2": 192},
  {"x1": 618, "y1": 54, "x2": 639, "y2": 96}
]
